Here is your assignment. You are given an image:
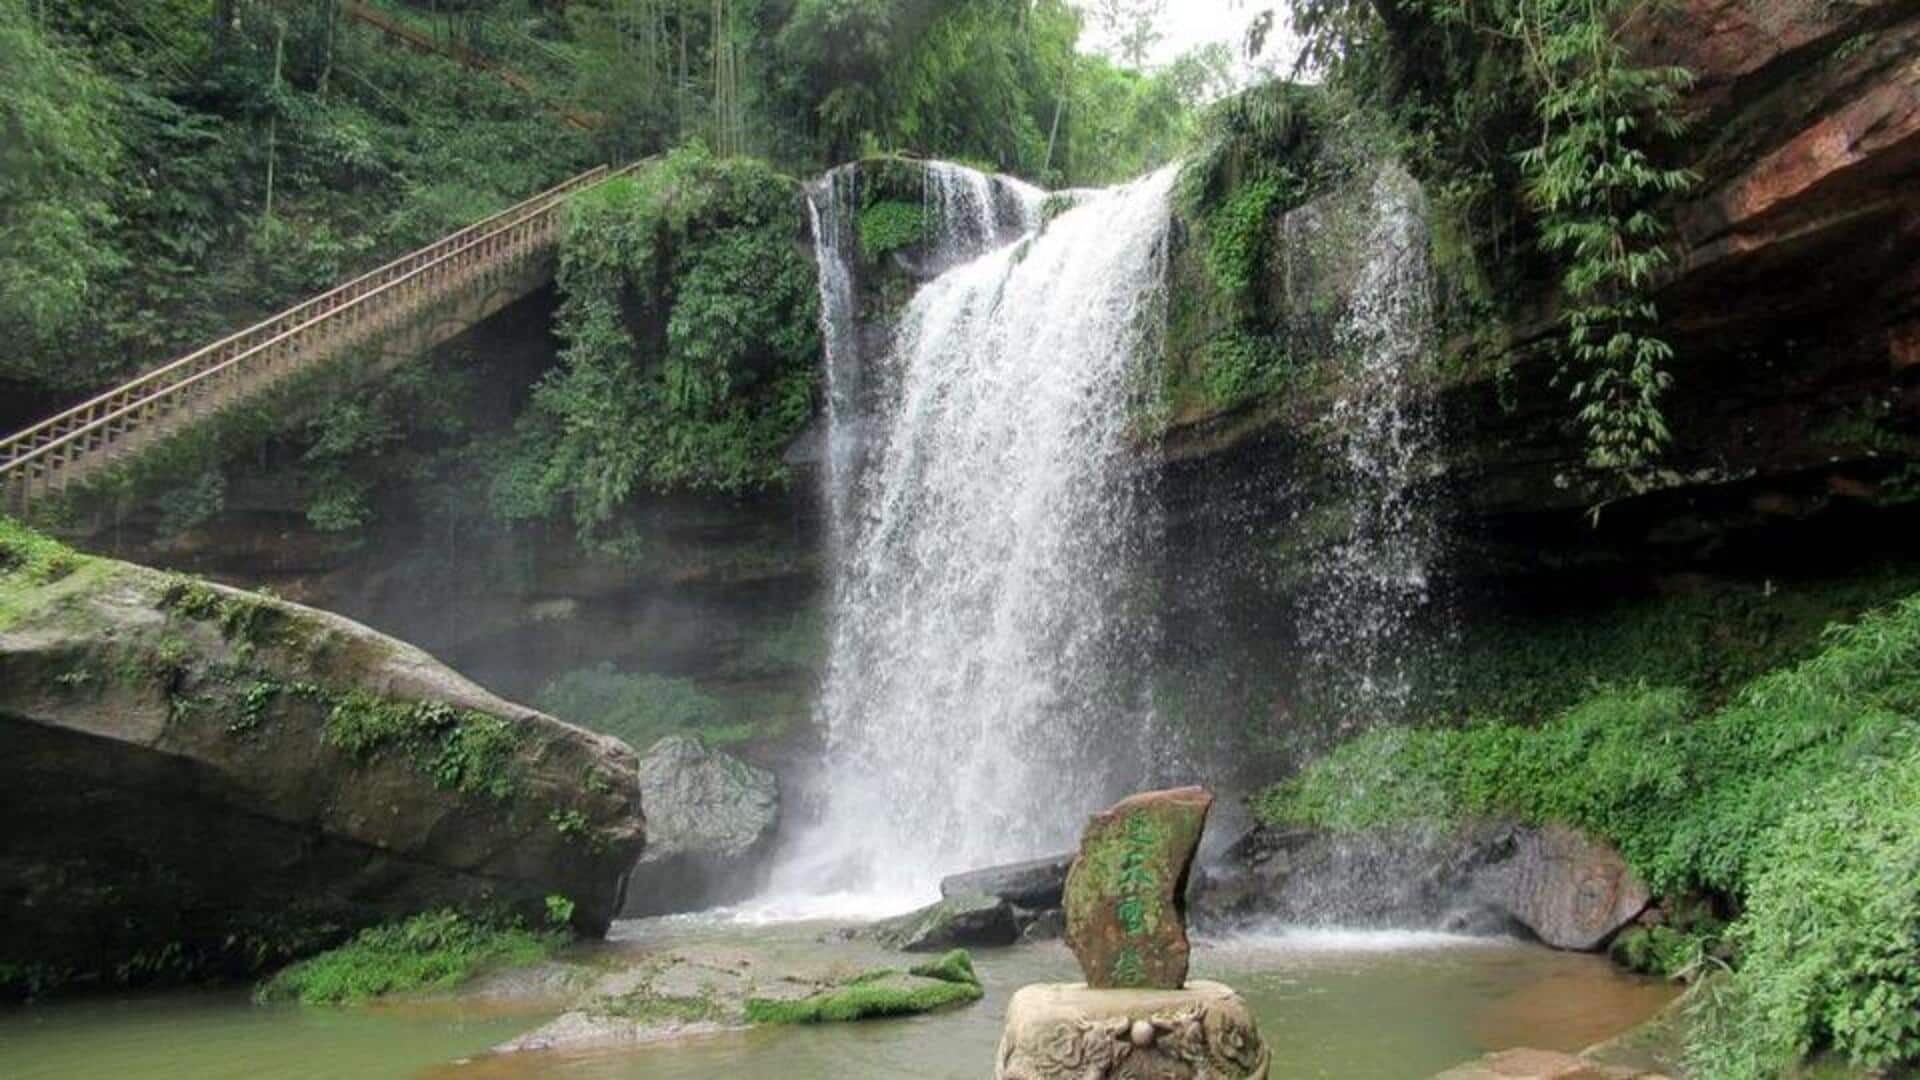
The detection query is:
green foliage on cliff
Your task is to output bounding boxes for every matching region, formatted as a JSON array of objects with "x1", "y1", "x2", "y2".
[
  {"x1": 1289, "y1": 0, "x2": 1696, "y2": 472},
  {"x1": 0, "y1": 0, "x2": 125, "y2": 366},
  {"x1": 535, "y1": 662, "x2": 766, "y2": 750},
  {"x1": 5, "y1": 0, "x2": 592, "y2": 396},
  {"x1": 1257, "y1": 594, "x2": 1920, "y2": 1074},
  {"x1": 1153, "y1": 82, "x2": 1343, "y2": 424},
  {"x1": 257, "y1": 909, "x2": 560, "y2": 1005},
  {"x1": 857, "y1": 199, "x2": 926, "y2": 260},
  {"x1": 497, "y1": 147, "x2": 818, "y2": 532},
  {"x1": 1690, "y1": 746, "x2": 1920, "y2": 1077}
]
